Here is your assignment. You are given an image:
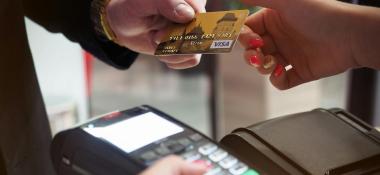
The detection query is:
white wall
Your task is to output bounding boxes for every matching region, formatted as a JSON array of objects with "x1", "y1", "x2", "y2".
[
  {"x1": 266, "y1": 73, "x2": 349, "y2": 119},
  {"x1": 25, "y1": 18, "x2": 89, "y2": 131}
]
